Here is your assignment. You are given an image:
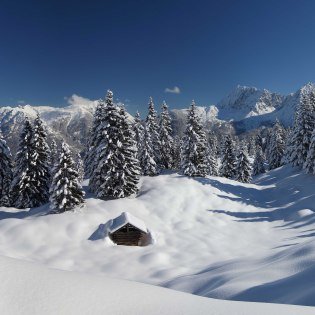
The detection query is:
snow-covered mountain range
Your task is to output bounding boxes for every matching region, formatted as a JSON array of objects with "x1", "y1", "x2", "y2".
[{"x1": 1, "y1": 83, "x2": 315, "y2": 154}]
